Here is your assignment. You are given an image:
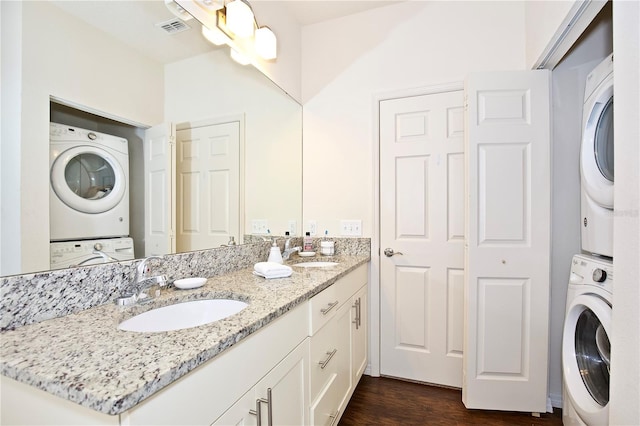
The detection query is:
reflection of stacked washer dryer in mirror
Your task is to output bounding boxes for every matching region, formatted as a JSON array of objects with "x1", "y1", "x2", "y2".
[
  {"x1": 49, "y1": 122, "x2": 134, "y2": 268},
  {"x1": 580, "y1": 54, "x2": 614, "y2": 258},
  {"x1": 562, "y1": 254, "x2": 612, "y2": 426}
]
